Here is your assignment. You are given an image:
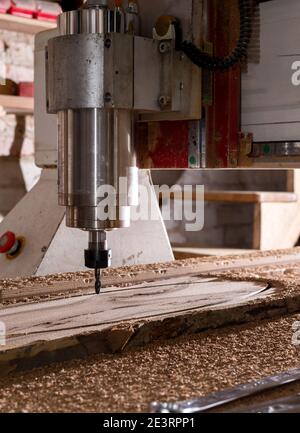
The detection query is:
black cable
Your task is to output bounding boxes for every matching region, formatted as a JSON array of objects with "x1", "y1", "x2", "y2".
[
  {"x1": 181, "y1": 0, "x2": 253, "y2": 71},
  {"x1": 59, "y1": 0, "x2": 85, "y2": 12}
]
